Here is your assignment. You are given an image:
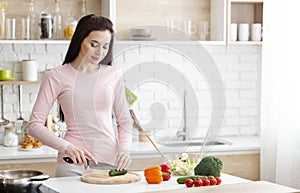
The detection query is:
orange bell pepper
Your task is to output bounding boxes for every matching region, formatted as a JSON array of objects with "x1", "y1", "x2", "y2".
[{"x1": 144, "y1": 166, "x2": 163, "y2": 184}]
